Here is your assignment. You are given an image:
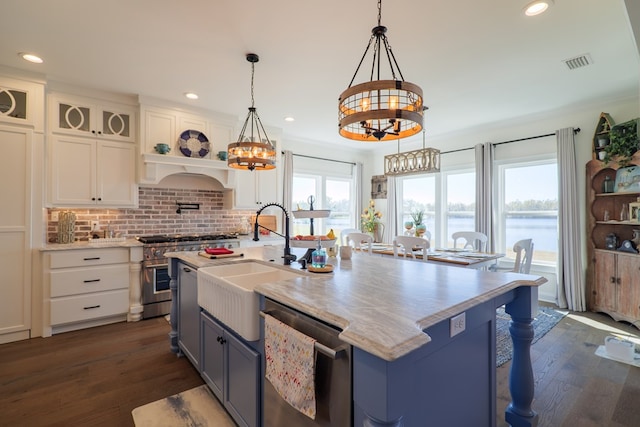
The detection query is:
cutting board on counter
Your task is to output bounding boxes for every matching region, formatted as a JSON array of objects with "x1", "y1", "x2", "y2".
[{"x1": 250, "y1": 215, "x2": 277, "y2": 235}]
